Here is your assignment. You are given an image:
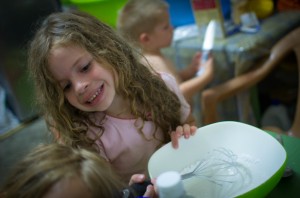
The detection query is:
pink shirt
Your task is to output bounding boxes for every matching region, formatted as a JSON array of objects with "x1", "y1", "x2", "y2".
[{"x1": 88, "y1": 72, "x2": 190, "y2": 182}]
